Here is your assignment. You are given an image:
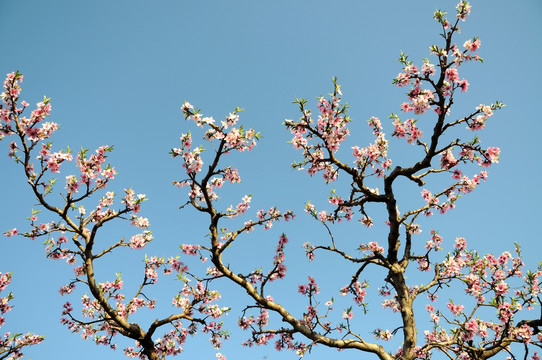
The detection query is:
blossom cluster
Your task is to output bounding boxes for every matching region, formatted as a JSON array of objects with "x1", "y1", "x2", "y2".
[
  {"x1": 417, "y1": 239, "x2": 542, "y2": 354},
  {"x1": 66, "y1": 145, "x2": 117, "y2": 193},
  {"x1": 172, "y1": 104, "x2": 261, "y2": 214},
  {"x1": 285, "y1": 83, "x2": 347, "y2": 181},
  {"x1": 268, "y1": 234, "x2": 289, "y2": 281},
  {"x1": 285, "y1": 80, "x2": 392, "y2": 184},
  {"x1": 351, "y1": 116, "x2": 391, "y2": 178},
  {"x1": 59, "y1": 255, "x2": 229, "y2": 357},
  {"x1": 1, "y1": 72, "x2": 56, "y2": 144},
  {"x1": 391, "y1": 115, "x2": 423, "y2": 144}
]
